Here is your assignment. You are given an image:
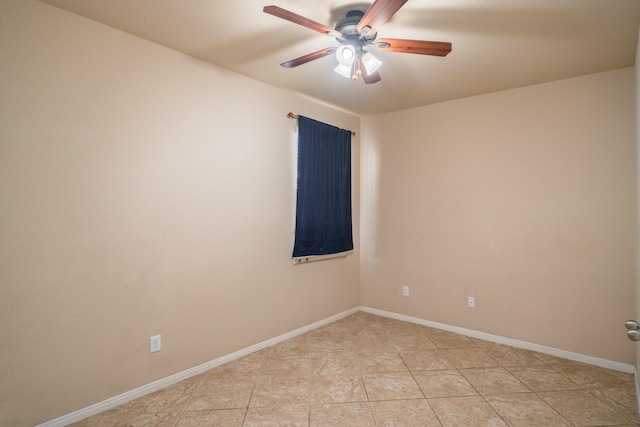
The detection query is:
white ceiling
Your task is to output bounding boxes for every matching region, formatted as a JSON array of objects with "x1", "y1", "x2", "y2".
[{"x1": 40, "y1": 0, "x2": 640, "y2": 115}]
